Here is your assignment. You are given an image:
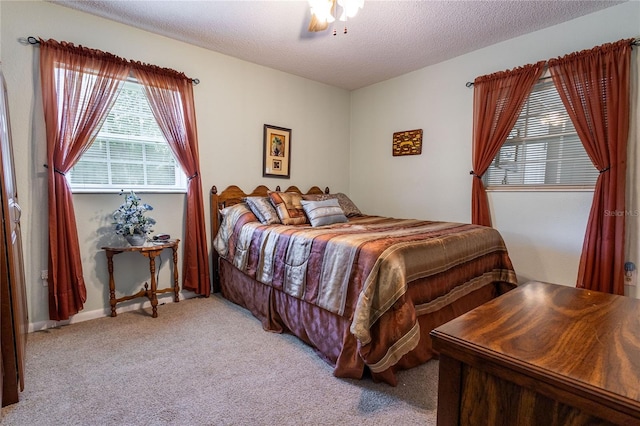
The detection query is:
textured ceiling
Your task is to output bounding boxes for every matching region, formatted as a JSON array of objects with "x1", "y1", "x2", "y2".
[{"x1": 49, "y1": 0, "x2": 625, "y2": 90}]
